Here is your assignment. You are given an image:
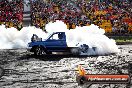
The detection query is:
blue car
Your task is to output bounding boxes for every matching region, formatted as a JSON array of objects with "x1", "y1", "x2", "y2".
[{"x1": 28, "y1": 32, "x2": 90, "y2": 55}]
